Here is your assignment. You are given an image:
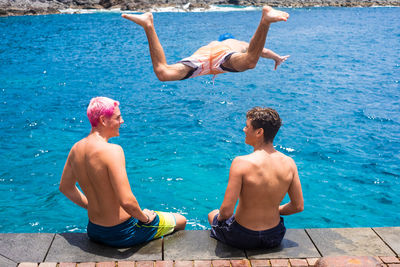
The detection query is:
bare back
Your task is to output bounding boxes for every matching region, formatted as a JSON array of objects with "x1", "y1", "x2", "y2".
[
  {"x1": 67, "y1": 135, "x2": 131, "y2": 226},
  {"x1": 202, "y1": 39, "x2": 248, "y2": 53},
  {"x1": 235, "y1": 150, "x2": 296, "y2": 230}
]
